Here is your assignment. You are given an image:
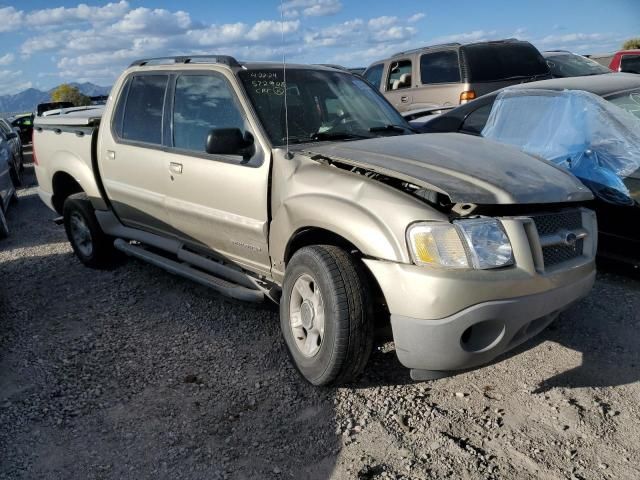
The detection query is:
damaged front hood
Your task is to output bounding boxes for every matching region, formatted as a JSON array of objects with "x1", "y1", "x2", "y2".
[{"x1": 301, "y1": 133, "x2": 593, "y2": 204}]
